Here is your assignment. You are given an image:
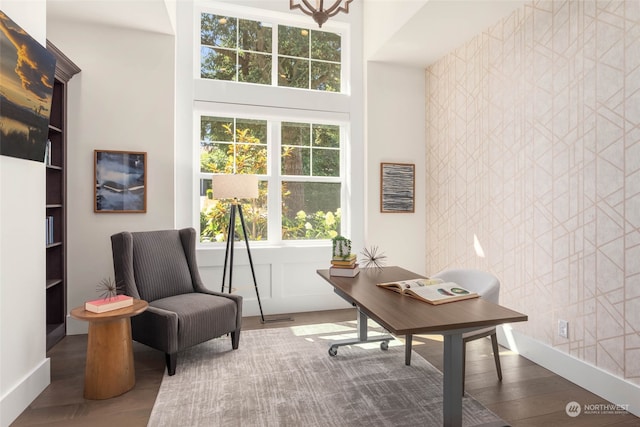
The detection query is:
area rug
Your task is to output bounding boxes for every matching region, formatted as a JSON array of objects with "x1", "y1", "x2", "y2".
[{"x1": 148, "y1": 322, "x2": 506, "y2": 426}]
